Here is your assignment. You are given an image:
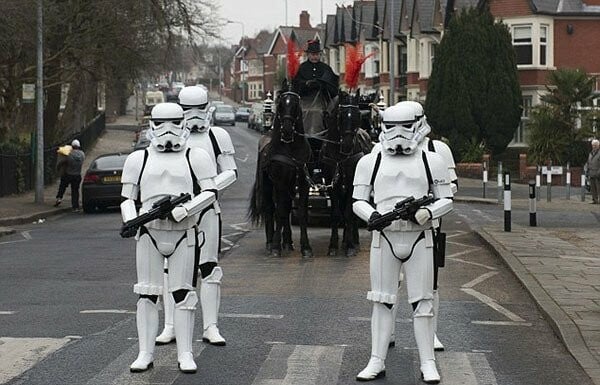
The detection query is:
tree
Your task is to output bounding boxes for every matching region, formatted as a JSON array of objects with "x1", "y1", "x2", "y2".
[
  {"x1": 527, "y1": 68, "x2": 597, "y2": 166},
  {"x1": 0, "y1": 0, "x2": 221, "y2": 143},
  {"x1": 425, "y1": 6, "x2": 522, "y2": 161}
]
